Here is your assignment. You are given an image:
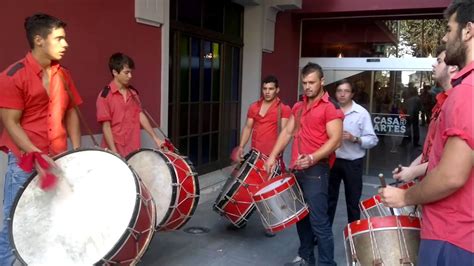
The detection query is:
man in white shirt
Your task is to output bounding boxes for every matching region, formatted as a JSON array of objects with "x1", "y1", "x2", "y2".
[{"x1": 328, "y1": 79, "x2": 379, "y2": 225}]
